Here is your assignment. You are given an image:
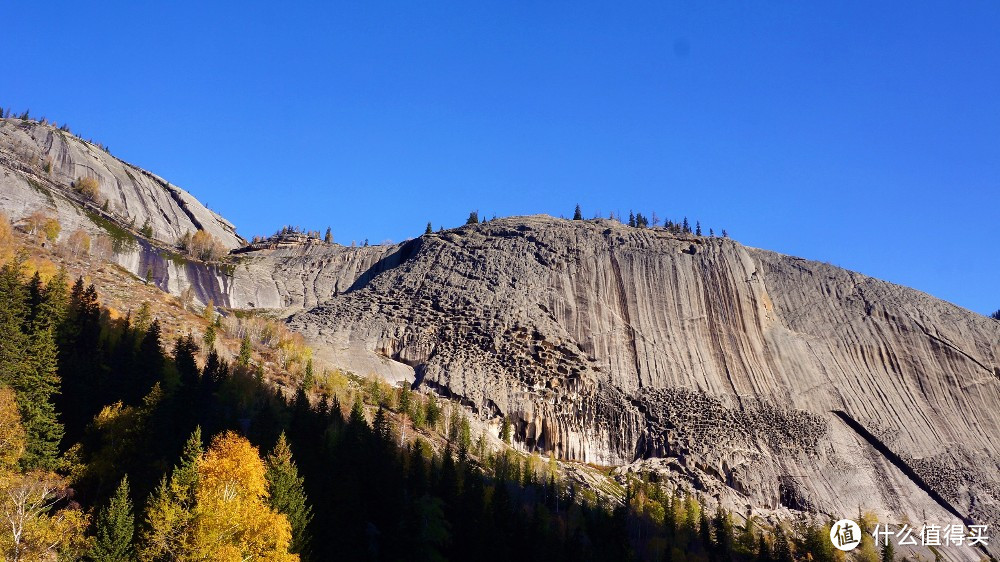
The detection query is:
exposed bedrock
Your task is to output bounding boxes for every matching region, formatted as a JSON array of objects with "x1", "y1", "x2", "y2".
[
  {"x1": 0, "y1": 119, "x2": 242, "y2": 249},
  {"x1": 284, "y1": 215, "x2": 1000, "y2": 530}
]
